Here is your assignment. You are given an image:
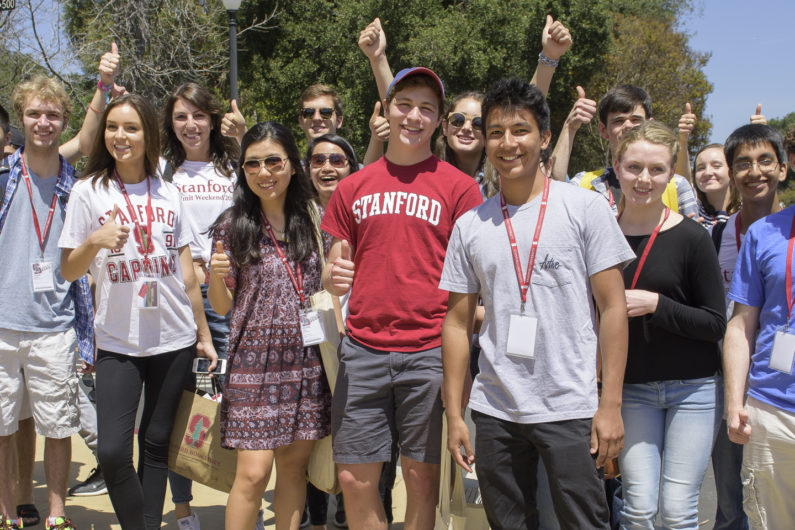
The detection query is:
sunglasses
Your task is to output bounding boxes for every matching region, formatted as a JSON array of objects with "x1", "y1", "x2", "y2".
[
  {"x1": 243, "y1": 156, "x2": 288, "y2": 173},
  {"x1": 310, "y1": 153, "x2": 349, "y2": 168},
  {"x1": 301, "y1": 107, "x2": 335, "y2": 120},
  {"x1": 447, "y1": 112, "x2": 482, "y2": 129}
]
